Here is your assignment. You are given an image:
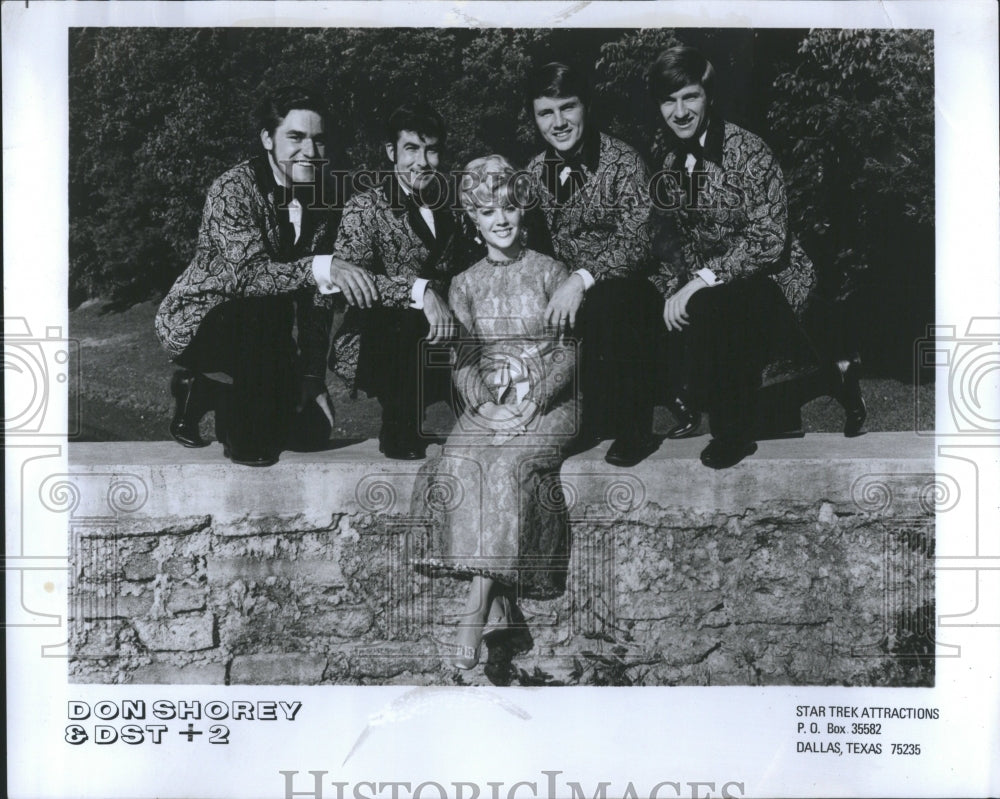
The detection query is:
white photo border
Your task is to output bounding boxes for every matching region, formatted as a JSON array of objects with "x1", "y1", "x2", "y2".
[{"x1": 4, "y1": 2, "x2": 999, "y2": 798}]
